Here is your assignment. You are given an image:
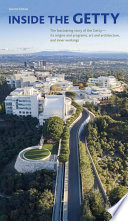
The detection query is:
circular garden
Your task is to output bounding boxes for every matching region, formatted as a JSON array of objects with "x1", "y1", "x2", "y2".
[{"x1": 24, "y1": 148, "x2": 50, "y2": 160}]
